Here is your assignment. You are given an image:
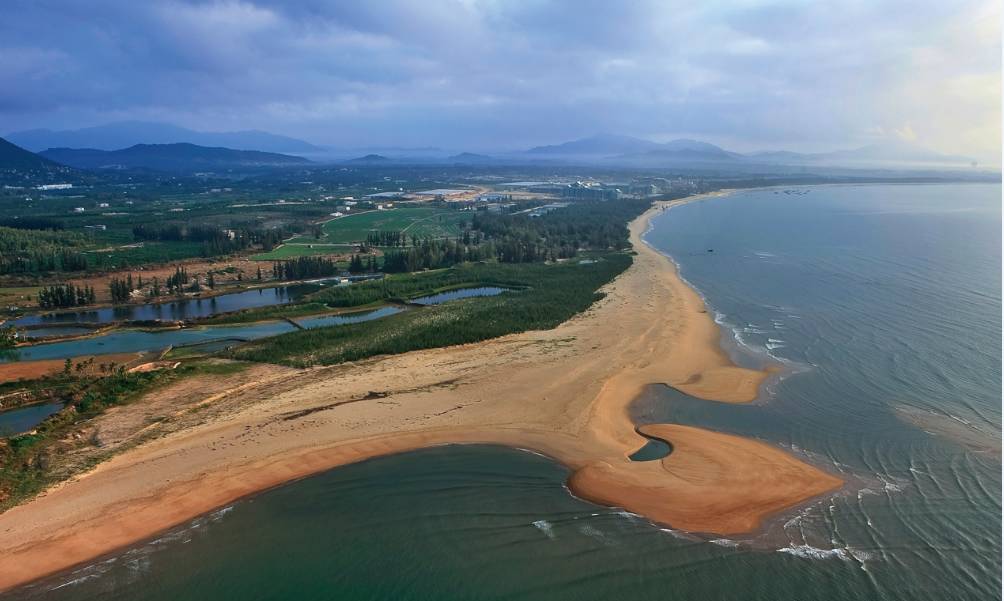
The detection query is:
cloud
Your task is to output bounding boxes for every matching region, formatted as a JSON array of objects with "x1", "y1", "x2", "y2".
[
  {"x1": 0, "y1": 0, "x2": 998, "y2": 160},
  {"x1": 894, "y1": 124, "x2": 918, "y2": 142}
]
